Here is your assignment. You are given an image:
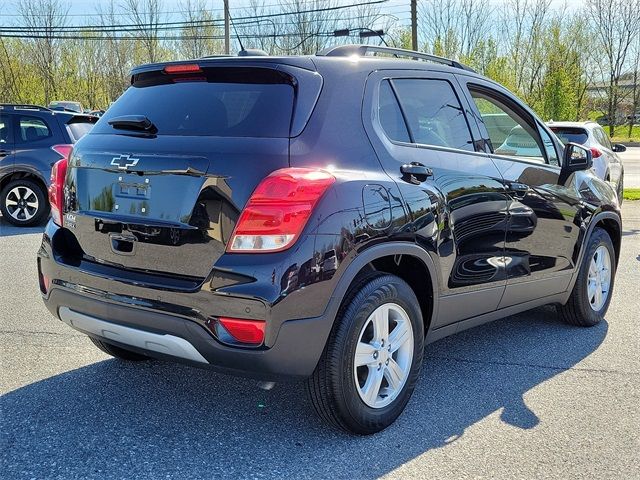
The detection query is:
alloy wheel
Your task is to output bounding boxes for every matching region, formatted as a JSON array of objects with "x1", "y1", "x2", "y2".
[
  {"x1": 5, "y1": 186, "x2": 39, "y2": 222},
  {"x1": 587, "y1": 245, "x2": 611, "y2": 311},
  {"x1": 354, "y1": 303, "x2": 414, "y2": 409}
]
